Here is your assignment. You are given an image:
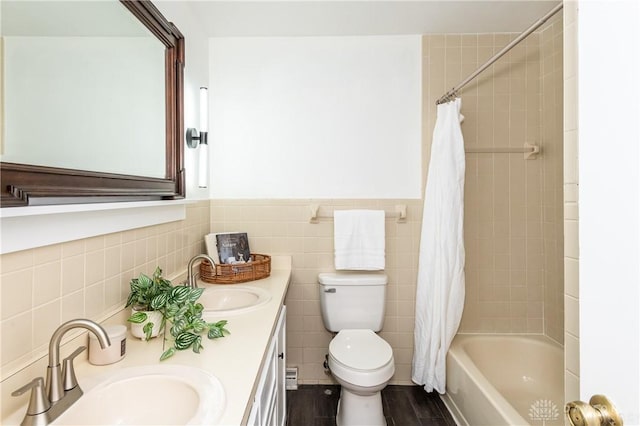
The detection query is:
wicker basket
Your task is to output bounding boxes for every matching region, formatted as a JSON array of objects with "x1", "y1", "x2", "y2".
[{"x1": 199, "y1": 254, "x2": 271, "y2": 284}]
